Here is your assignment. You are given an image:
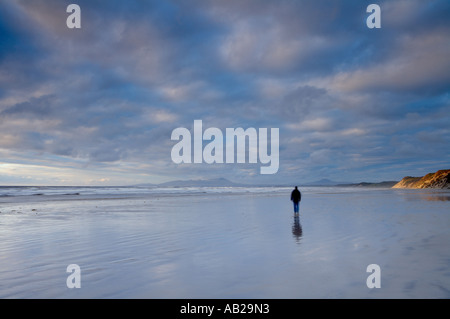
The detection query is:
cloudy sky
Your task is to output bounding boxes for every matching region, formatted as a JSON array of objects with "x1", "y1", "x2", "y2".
[{"x1": 0, "y1": 0, "x2": 449, "y2": 186}]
